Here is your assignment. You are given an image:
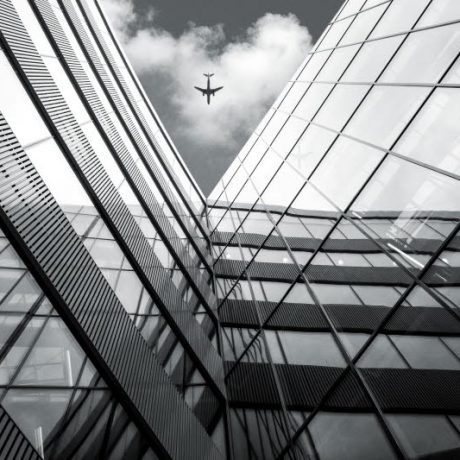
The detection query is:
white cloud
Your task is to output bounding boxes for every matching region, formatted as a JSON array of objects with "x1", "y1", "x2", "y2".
[
  {"x1": 100, "y1": 0, "x2": 136, "y2": 39},
  {"x1": 101, "y1": 0, "x2": 312, "y2": 191}
]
